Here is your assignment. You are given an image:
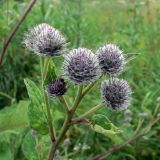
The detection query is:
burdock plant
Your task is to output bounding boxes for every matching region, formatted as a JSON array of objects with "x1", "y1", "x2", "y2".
[
  {"x1": 24, "y1": 23, "x2": 67, "y2": 56},
  {"x1": 96, "y1": 44, "x2": 125, "y2": 75},
  {"x1": 24, "y1": 23, "x2": 132, "y2": 160}
]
